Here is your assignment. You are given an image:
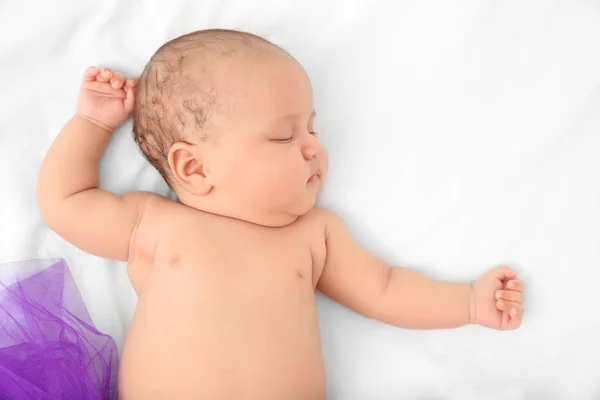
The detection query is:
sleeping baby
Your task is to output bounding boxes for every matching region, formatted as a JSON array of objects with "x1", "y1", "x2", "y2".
[{"x1": 37, "y1": 29, "x2": 525, "y2": 399}]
